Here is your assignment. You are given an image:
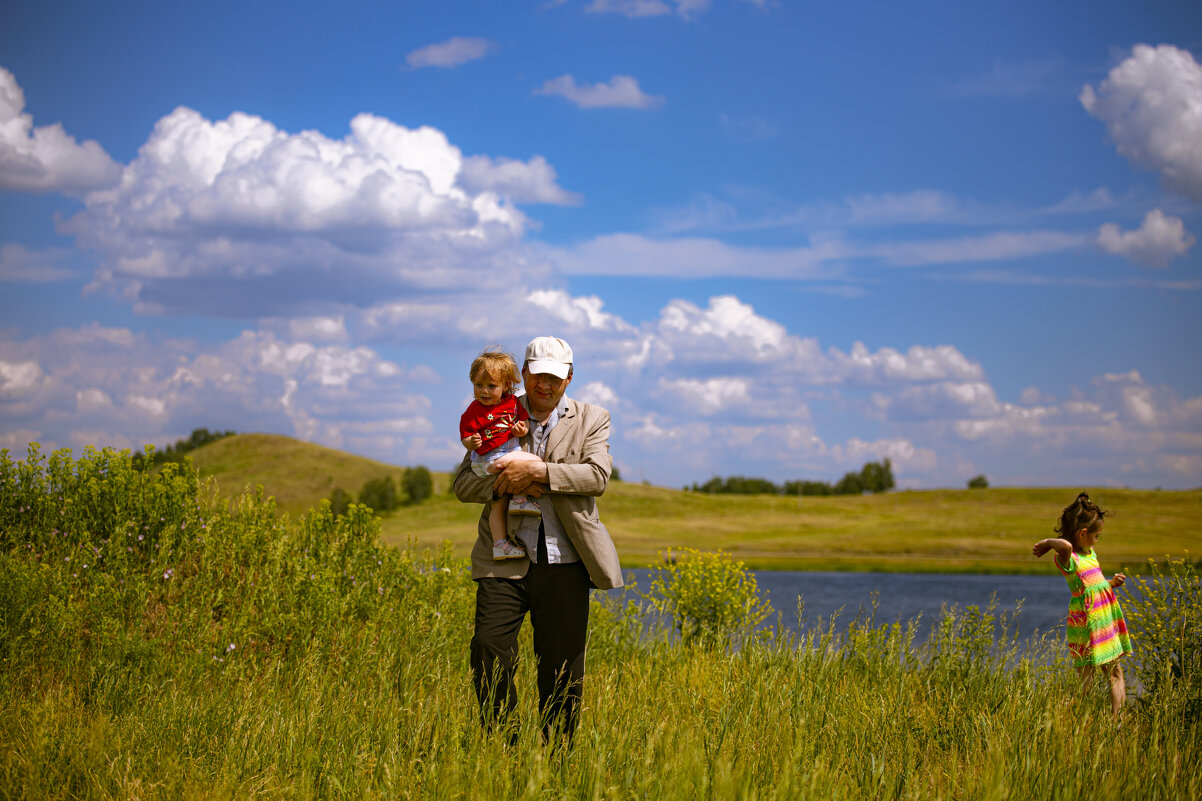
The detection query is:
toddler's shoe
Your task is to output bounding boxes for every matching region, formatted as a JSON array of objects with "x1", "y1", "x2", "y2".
[
  {"x1": 509, "y1": 495, "x2": 542, "y2": 517},
  {"x1": 492, "y1": 539, "x2": 527, "y2": 560}
]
